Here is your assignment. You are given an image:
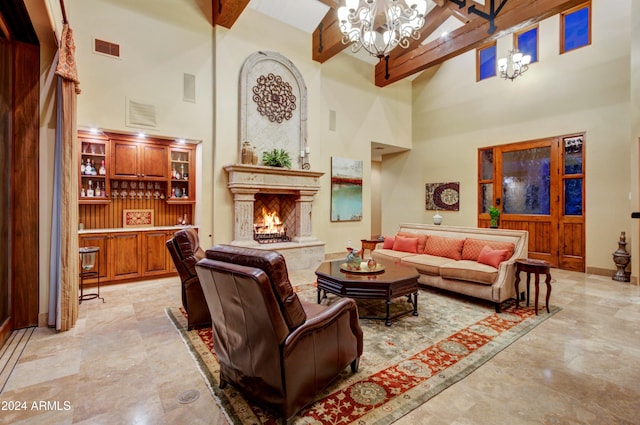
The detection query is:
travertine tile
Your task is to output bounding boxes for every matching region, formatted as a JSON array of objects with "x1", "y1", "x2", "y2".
[{"x1": 1, "y1": 269, "x2": 639, "y2": 425}]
